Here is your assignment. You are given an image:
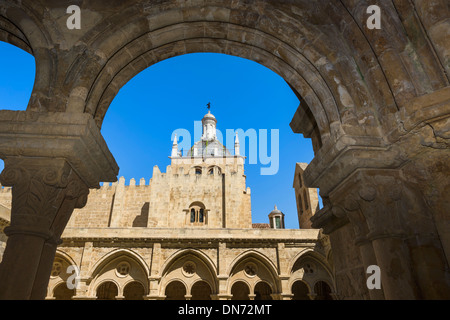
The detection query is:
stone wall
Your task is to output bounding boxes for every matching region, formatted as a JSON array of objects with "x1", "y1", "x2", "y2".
[
  {"x1": 293, "y1": 163, "x2": 320, "y2": 229},
  {"x1": 46, "y1": 228, "x2": 334, "y2": 300},
  {"x1": 67, "y1": 157, "x2": 251, "y2": 229}
]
